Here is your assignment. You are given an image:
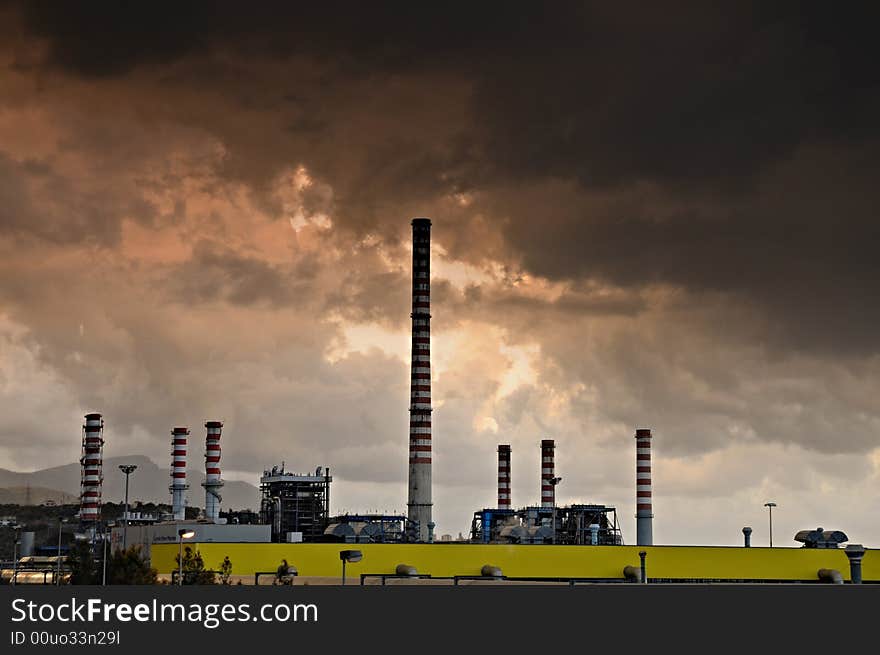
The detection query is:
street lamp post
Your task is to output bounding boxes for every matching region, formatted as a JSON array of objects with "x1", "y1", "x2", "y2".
[
  {"x1": 764, "y1": 502, "x2": 777, "y2": 547},
  {"x1": 178, "y1": 529, "x2": 195, "y2": 586},
  {"x1": 118, "y1": 465, "x2": 138, "y2": 551},
  {"x1": 339, "y1": 549, "x2": 362, "y2": 585},
  {"x1": 56, "y1": 518, "x2": 67, "y2": 585},
  {"x1": 11, "y1": 524, "x2": 21, "y2": 587},
  {"x1": 102, "y1": 530, "x2": 108, "y2": 585}
]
